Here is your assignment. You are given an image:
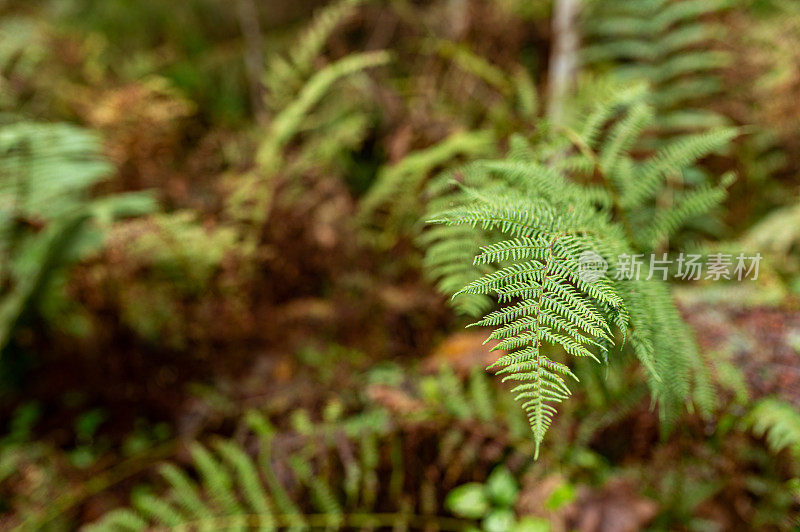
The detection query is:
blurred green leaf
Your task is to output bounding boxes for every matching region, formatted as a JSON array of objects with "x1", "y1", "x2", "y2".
[
  {"x1": 483, "y1": 508, "x2": 516, "y2": 532},
  {"x1": 785, "y1": 478, "x2": 800, "y2": 502},
  {"x1": 486, "y1": 466, "x2": 518, "y2": 507},
  {"x1": 75, "y1": 409, "x2": 106, "y2": 442},
  {"x1": 445, "y1": 483, "x2": 490, "y2": 519},
  {"x1": 69, "y1": 446, "x2": 97, "y2": 469},
  {"x1": 512, "y1": 516, "x2": 552, "y2": 532},
  {"x1": 544, "y1": 481, "x2": 576, "y2": 511}
]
